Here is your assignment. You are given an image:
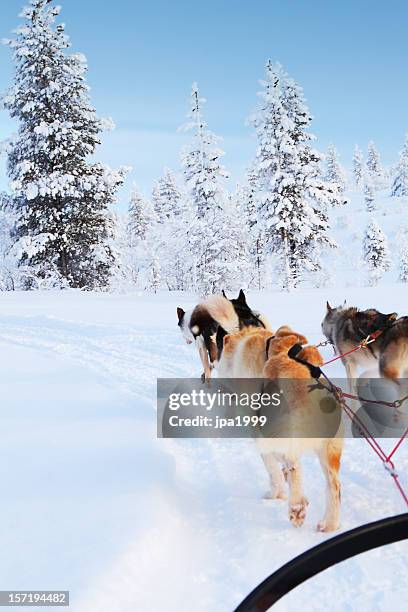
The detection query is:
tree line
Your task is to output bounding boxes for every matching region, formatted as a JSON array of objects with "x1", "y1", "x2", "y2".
[{"x1": 0, "y1": 0, "x2": 407, "y2": 293}]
